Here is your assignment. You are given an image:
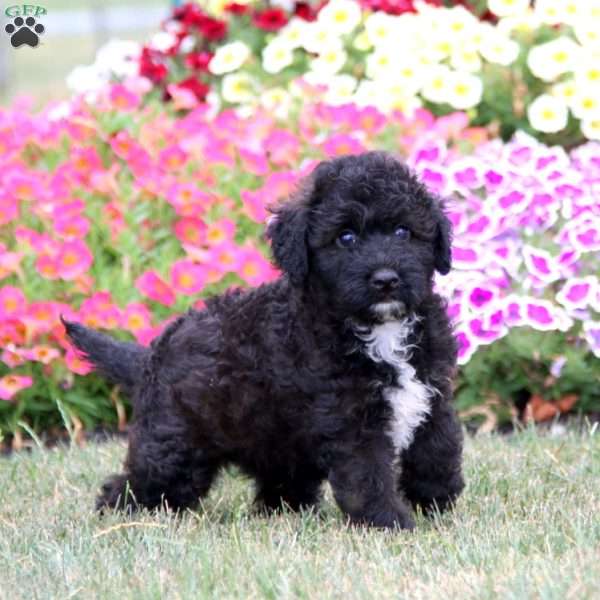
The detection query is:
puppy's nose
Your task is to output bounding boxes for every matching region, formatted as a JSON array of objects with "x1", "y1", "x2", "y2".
[{"x1": 370, "y1": 269, "x2": 400, "y2": 292}]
